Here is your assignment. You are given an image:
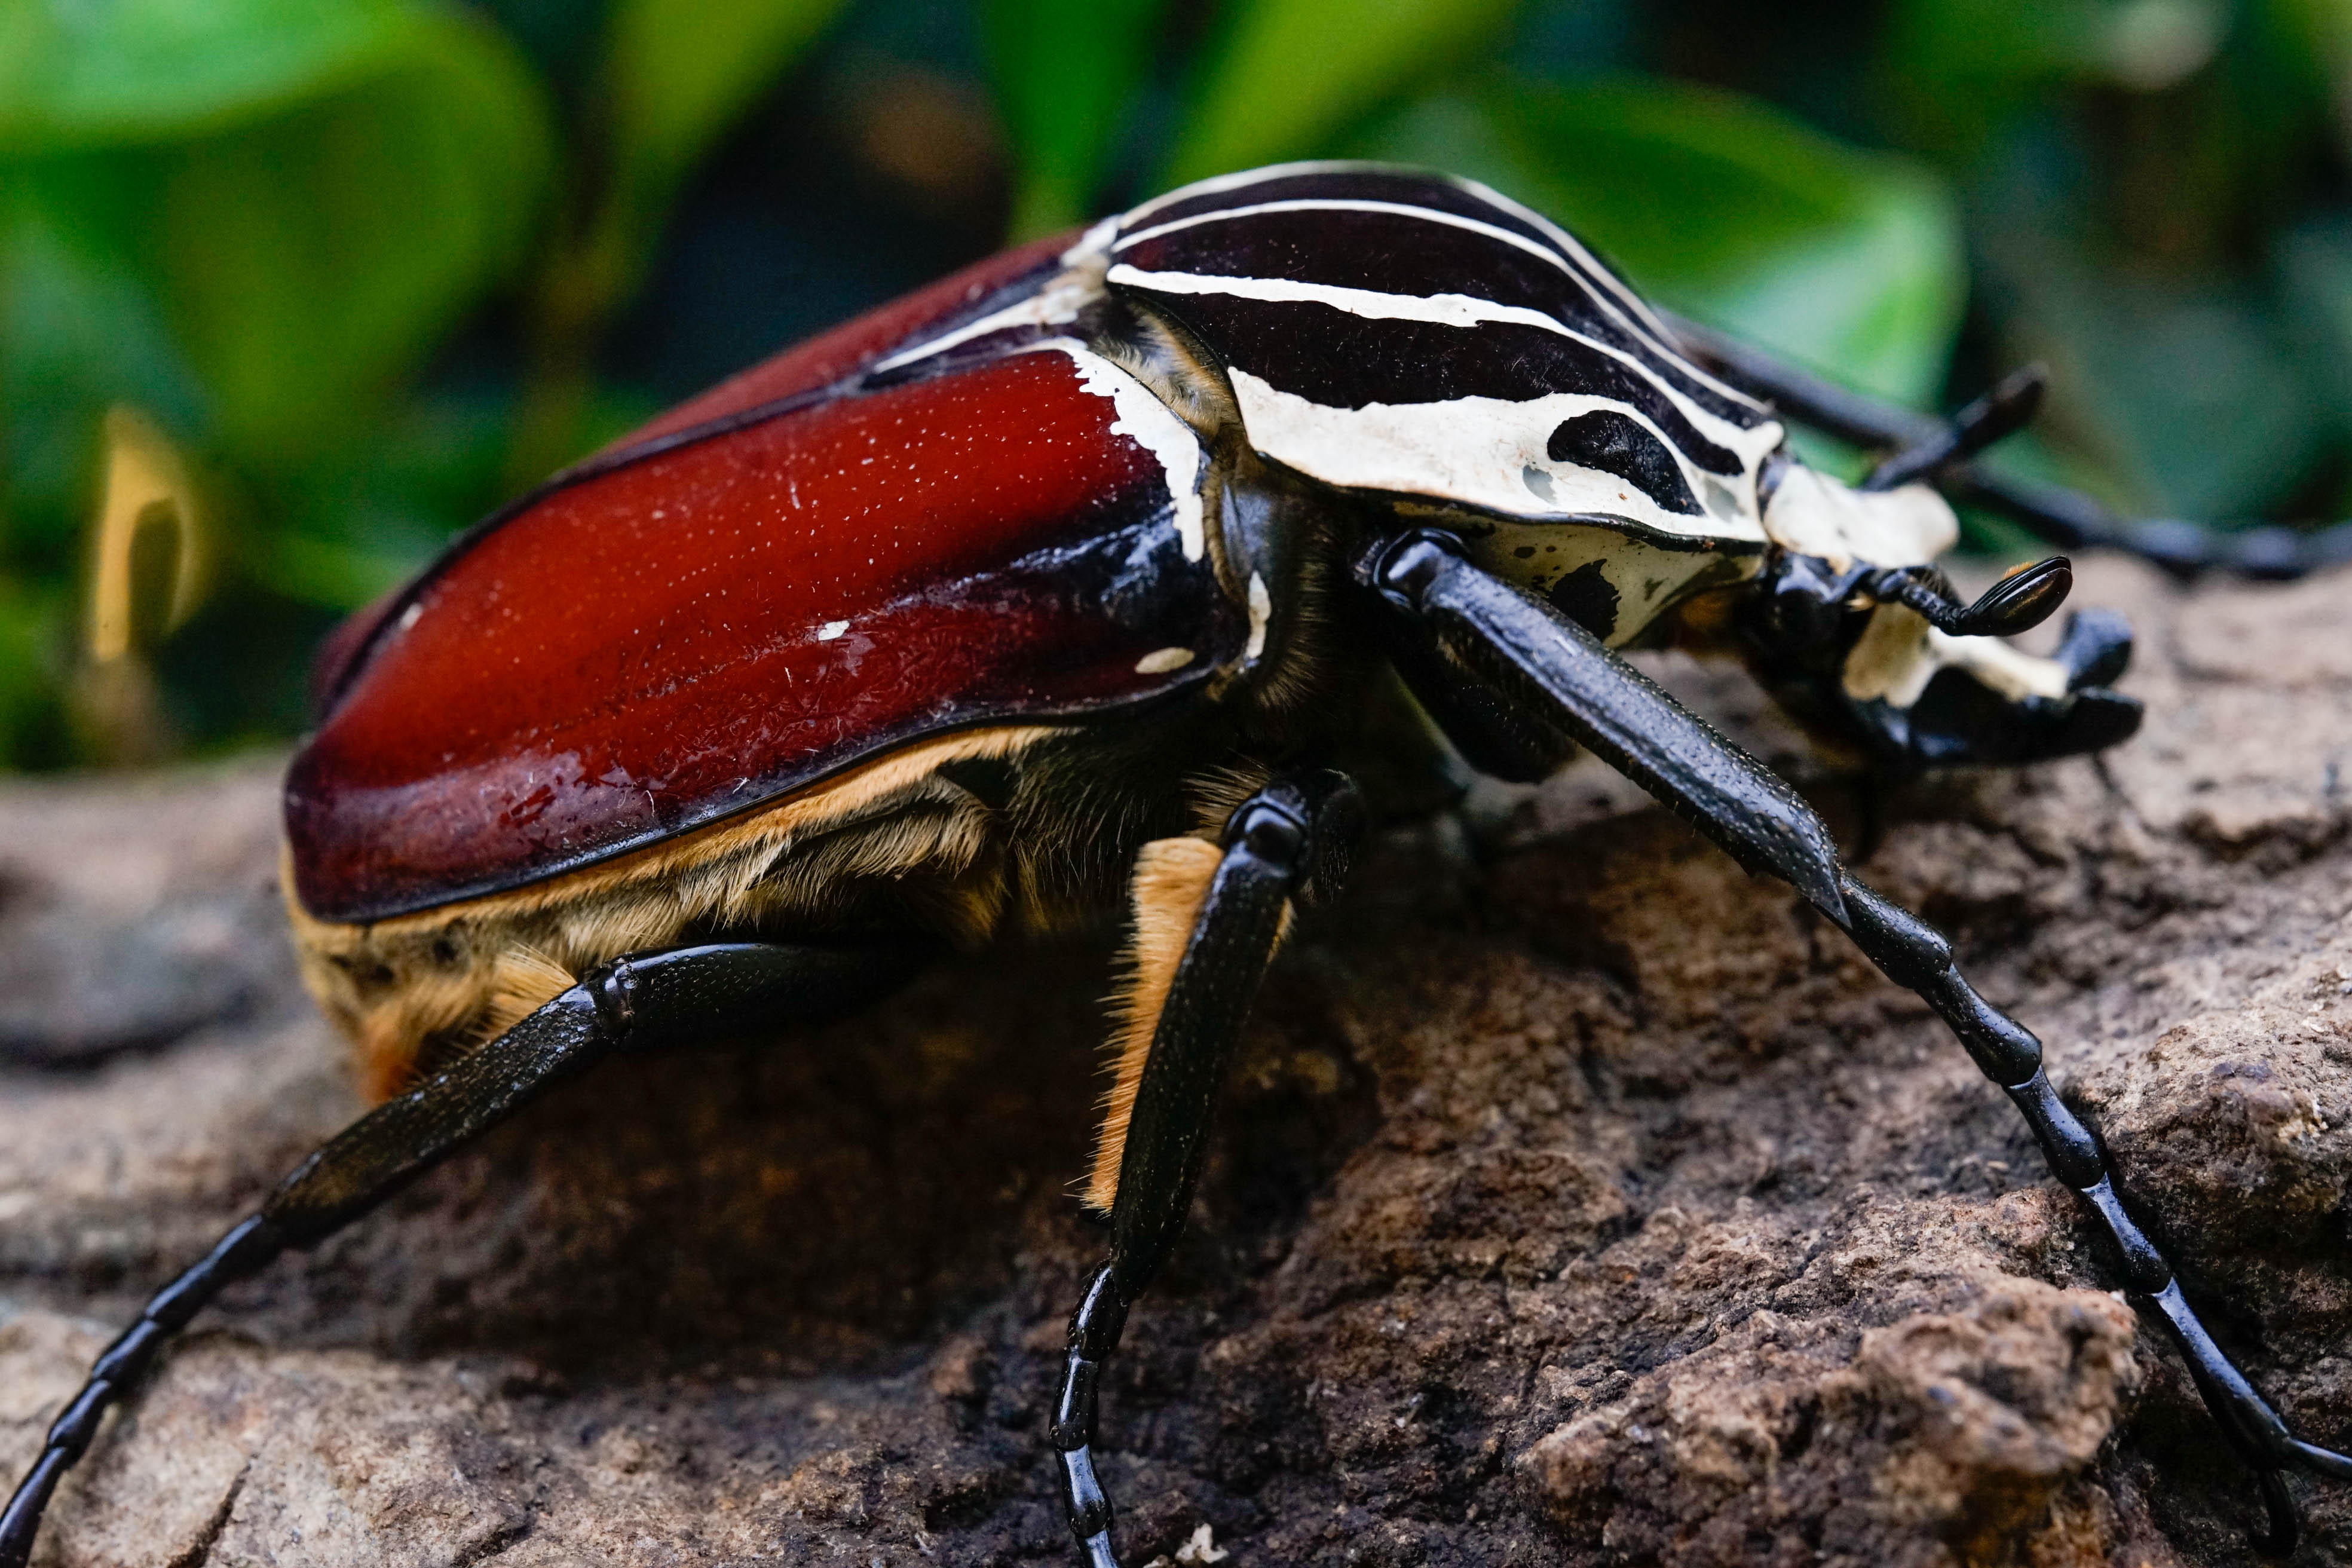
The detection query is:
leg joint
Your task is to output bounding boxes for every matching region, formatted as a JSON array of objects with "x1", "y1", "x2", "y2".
[
  {"x1": 1836, "y1": 876, "x2": 1951, "y2": 991},
  {"x1": 1052, "y1": 1352, "x2": 1101, "y2": 1451},
  {"x1": 2081, "y1": 1178, "x2": 2174, "y2": 1294},
  {"x1": 1224, "y1": 771, "x2": 1365, "y2": 904},
  {"x1": 587, "y1": 958, "x2": 637, "y2": 1045},
  {"x1": 1925, "y1": 971, "x2": 2043, "y2": 1085},
  {"x1": 2005, "y1": 1071, "x2": 2105, "y2": 1189},
  {"x1": 1058, "y1": 1447, "x2": 1114, "y2": 1541},
  {"x1": 1067, "y1": 1263, "x2": 1128, "y2": 1359}
]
